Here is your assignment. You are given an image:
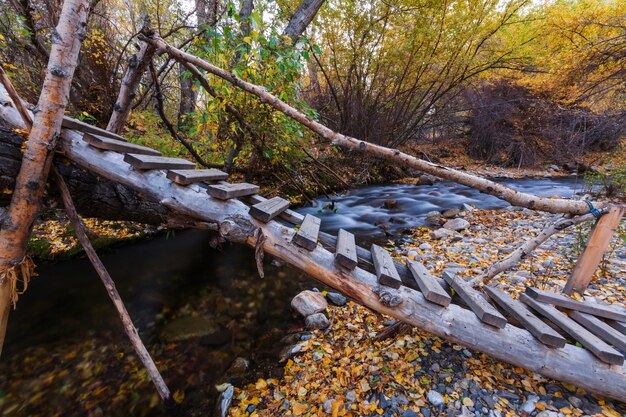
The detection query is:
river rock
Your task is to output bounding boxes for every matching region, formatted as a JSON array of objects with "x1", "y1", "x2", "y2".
[
  {"x1": 161, "y1": 316, "x2": 221, "y2": 342},
  {"x1": 443, "y1": 218, "x2": 470, "y2": 231},
  {"x1": 305, "y1": 313, "x2": 330, "y2": 329},
  {"x1": 431, "y1": 228, "x2": 454, "y2": 240},
  {"x1": 291, "y1": 290, "x2": 328, "y2": 317},
  {"x1": 427, "y1": 390, "x2": 445, "y2": 406},
  {"x1": 442, "y1": 208, "x2": 460, "y2": 218},
  {"x1": 326, "y1": 292, "x2": 347, "y2": 306},
  {"x1": 462, "y1": 203, "x2": 475, "y2": 212},
  {"x1": 425, "y1": 211, "x2": 442, "y2": 226},
  {"x1": 419, "y1": 243, "x2": 432, "y2": 250},
  {"x1": 418, "y1": 174, "x2": 438, "y2": 185},
  {"x1": 383, "y1": 199, "x2": 398, "y2": 209}
]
